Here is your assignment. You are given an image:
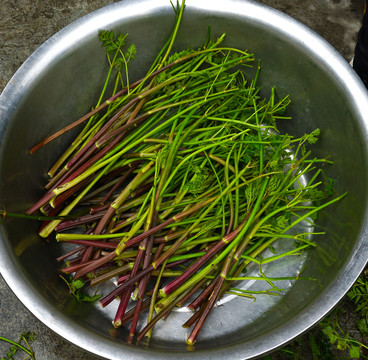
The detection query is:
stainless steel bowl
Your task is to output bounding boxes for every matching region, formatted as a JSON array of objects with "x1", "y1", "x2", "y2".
[{"x1": 1, "y1": 0, "x2": 368, "y2": 359}]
